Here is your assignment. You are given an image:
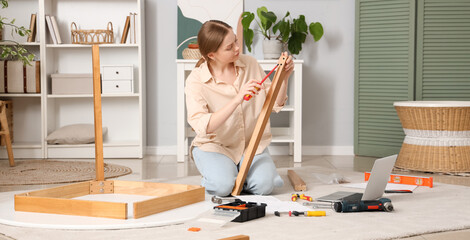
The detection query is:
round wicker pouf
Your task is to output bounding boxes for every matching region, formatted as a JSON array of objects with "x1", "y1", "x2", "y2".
[{"x1": 394, "y1": 101, "x2": 470, "y2": 173}]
